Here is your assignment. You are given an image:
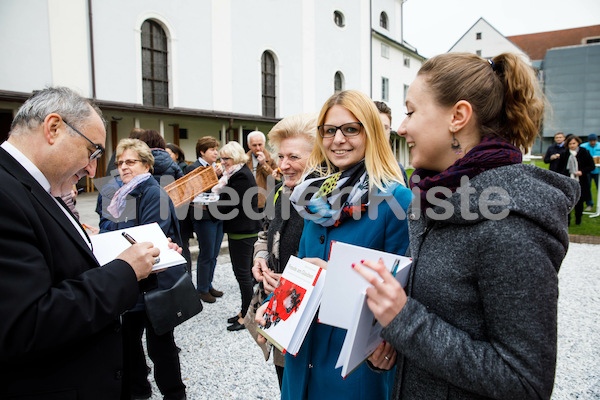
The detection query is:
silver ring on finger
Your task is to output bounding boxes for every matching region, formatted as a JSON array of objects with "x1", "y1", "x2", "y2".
[
  {"x1": 384, "y1": 356, "x2": 390, "y2": 361},
  {"x1": 154, "y1": 257, "x2": 160, "y2": 264}
]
